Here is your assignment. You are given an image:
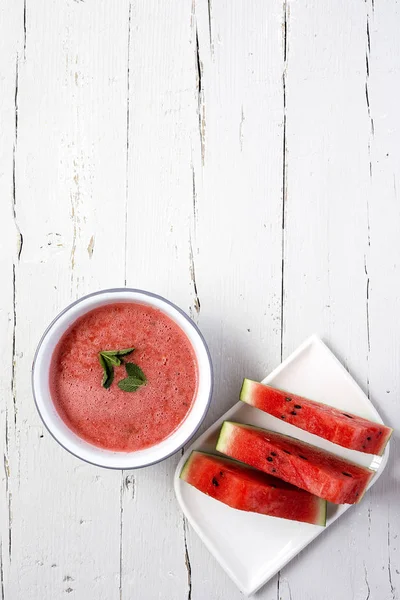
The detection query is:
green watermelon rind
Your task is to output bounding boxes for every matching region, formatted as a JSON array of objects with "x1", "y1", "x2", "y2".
[
  {"x1": 180, "y1": 452, "x2": 196, "y2": 481},
  {"x1": 217, "y1": 421, "x2": 237, "y2": 454},
  {"x1": 239, "y1": 378, "x2": 255, "y2": 403},
  {"x1": 317, "y1": 492, "x2": 327, "y2": 526}
]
